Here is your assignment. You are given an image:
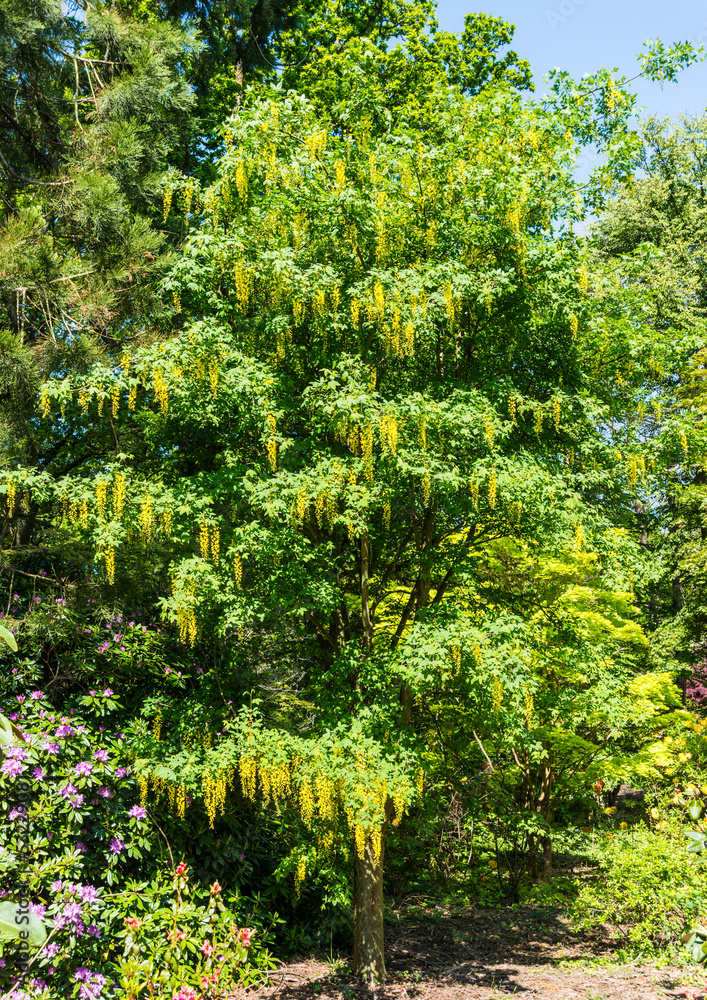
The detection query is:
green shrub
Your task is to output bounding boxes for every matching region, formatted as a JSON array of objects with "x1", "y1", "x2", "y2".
[{"x1": 573, "y1": 825, "x2": 707, "y2": 957}]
